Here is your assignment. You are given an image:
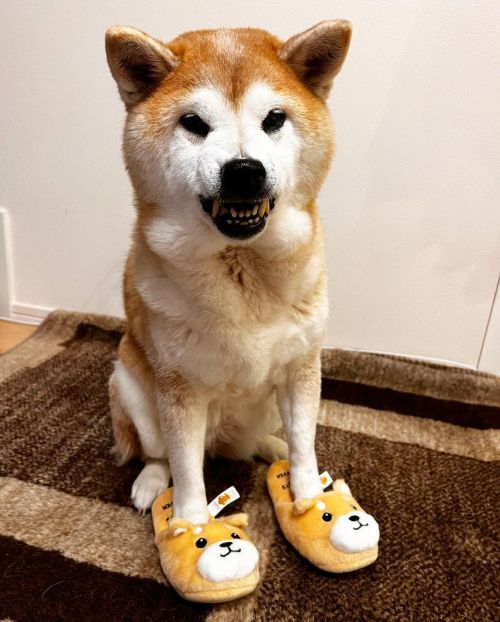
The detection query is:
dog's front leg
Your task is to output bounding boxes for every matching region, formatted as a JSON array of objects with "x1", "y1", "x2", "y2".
[
  {"x1": 277, "y1": 349, "x2": 323, "y2": 500},
  {"x1": 156, "y1": 373, "x2": 209, "y2": 524}
]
